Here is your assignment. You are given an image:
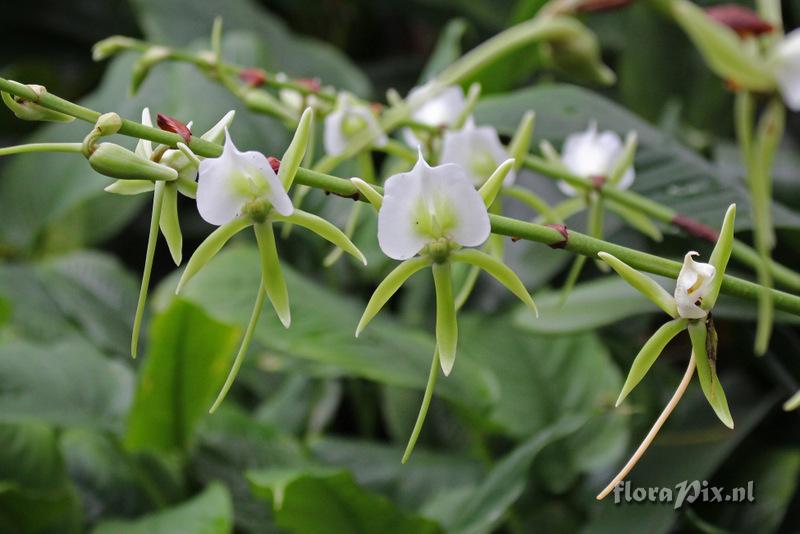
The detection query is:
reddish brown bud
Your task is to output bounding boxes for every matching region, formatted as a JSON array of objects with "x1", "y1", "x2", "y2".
[
  {"x1": 156, "y1": 113, "x2": 192, "y2": 144},
  {"x1": 577, "y1": 0, "x2": 634, "y2": 13},
  {"x1": 705, "y1": 5, "x2": 773, "y2": 37},
  {"x1": 672, "y1": 214, "x2": 720, "y2": 242},
  {"x1": 267, "y1": 156, "x2": 281, "y2": 173},
  {"x1": 239, "y1": 68, "x2": 268, "y2": 87},
  {"x1": 298, "y1": 77, "x2": 321, "y2": 93}
]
